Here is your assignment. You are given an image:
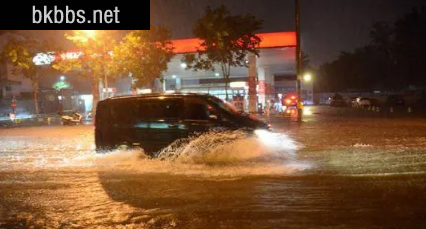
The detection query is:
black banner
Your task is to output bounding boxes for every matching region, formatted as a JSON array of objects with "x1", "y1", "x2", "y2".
[{"x1": 2, "y1": 0, "x2": 150, "y2": 29}]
